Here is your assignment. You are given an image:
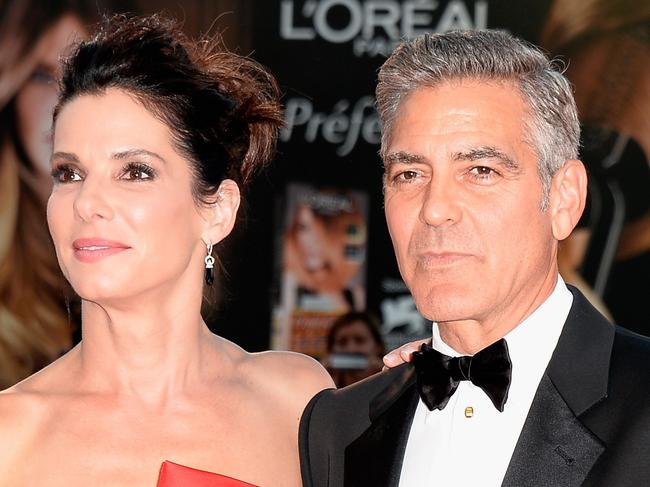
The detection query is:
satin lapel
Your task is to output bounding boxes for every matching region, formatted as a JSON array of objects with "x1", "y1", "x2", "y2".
[
  {"x1": 502, "y1": 375, "x2": 604, "y2": 487},
  {"x1": 344, "y1": 365, "x2": 418, "y2": 487},
  {"x1": 503, "y1": 287, "x2": 613, "y2": 486}
]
